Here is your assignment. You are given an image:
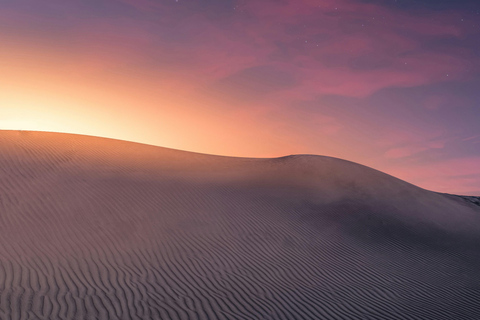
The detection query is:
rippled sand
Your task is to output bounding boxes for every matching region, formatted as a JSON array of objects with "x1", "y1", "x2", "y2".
[{"x1": 0, "y1": 130, "x2": 479, "y2": 320}]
